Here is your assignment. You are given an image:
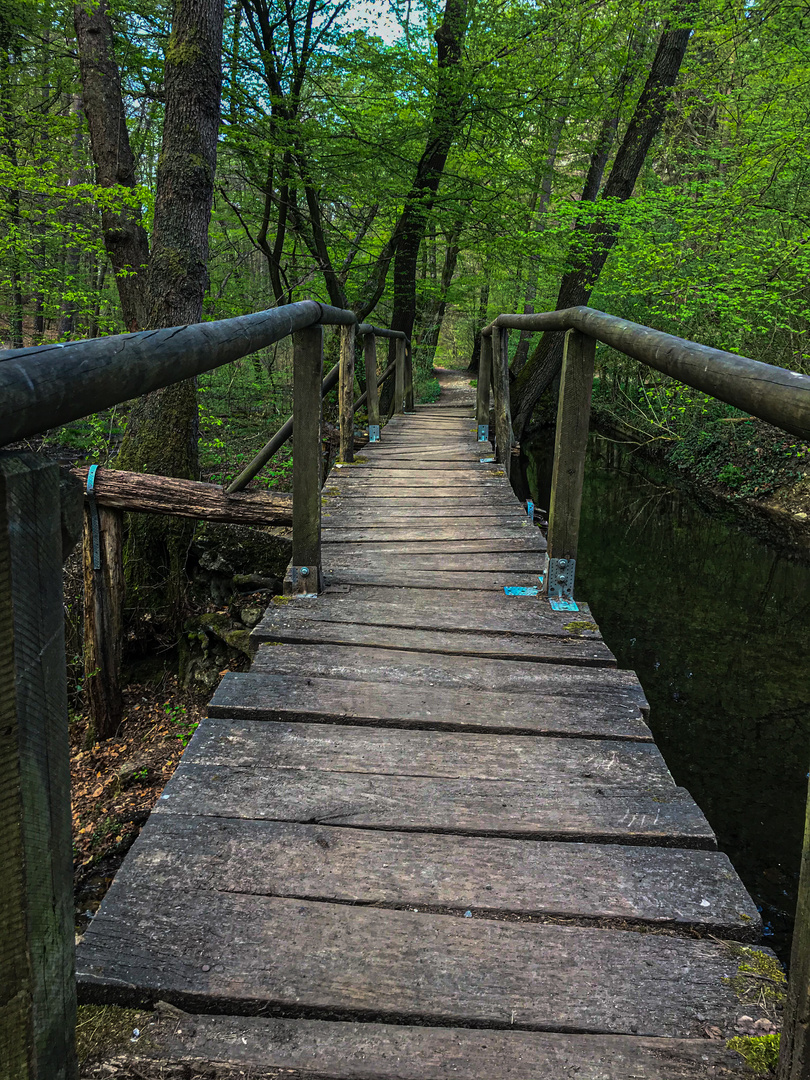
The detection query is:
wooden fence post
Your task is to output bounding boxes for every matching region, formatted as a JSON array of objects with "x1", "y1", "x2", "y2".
[
  {"x1": 778, "y1": 777, "x2": 810, "y2": 1079},
  {"x1": 394, "y1": 338, "x2": 406, "y2": 414},
  {"x1": 476, "y1": 332, "x2": 492, "y2": 442},
  {"x1": 544, "y1": 329, "x2": 596, "y2": 604},
  {"x1": 404, "y1": 340, "x2": 414, "y2": 411},
  {"x1": 82, "y1": 491, "x2": 124, "y2": 741},
  {"x1": 491, "y1": 324, "x2": 512, "y2": 480},
  {"x1": 365, "y1": 334, "x2": 380, "y2": 442},
  {"x1": 285, "y1": 325, "x2": 324, "y2": 596},
  {"x1": 339, "y1": 323, "x2": 356, "y2": 464},
  {"x1": 0, "y1": 453, "x2": 78, "y2": 1080}
]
